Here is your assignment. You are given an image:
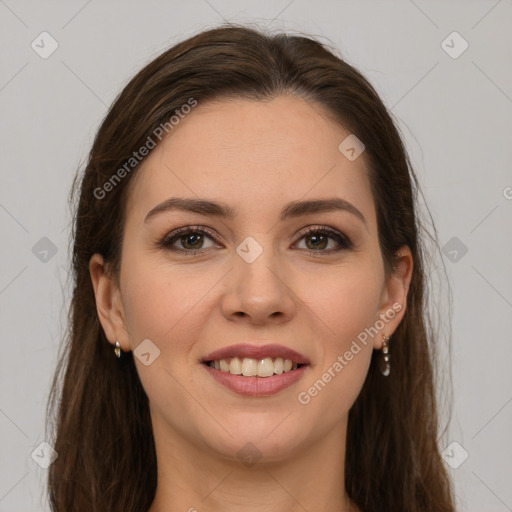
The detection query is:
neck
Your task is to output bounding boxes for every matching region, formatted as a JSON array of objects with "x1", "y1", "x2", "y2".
[{"x1": 147, "y1": 412, "x2": 358, "y2": 512}]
